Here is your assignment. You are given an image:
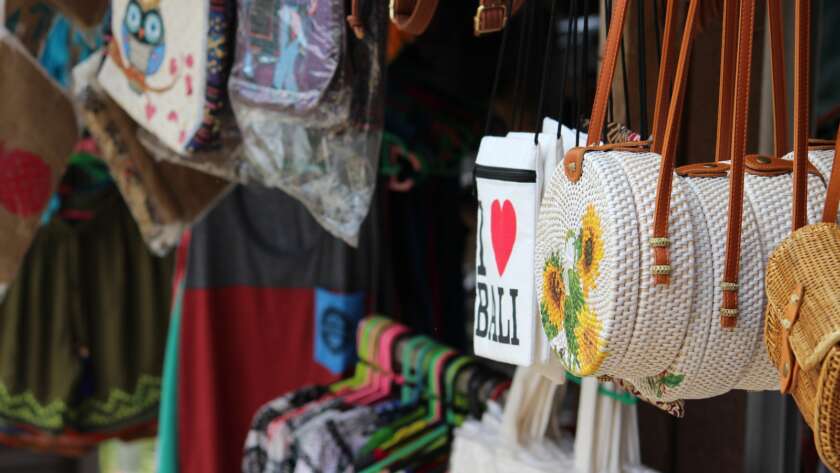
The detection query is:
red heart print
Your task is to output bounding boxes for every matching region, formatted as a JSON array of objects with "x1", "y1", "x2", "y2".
[
  {"x1": 167, "y1": 111, "x2": 179, "y2": 122},
  {"x1": 490, "y1": 199, "x2": 517, "y2": 276},
  {"x1": 145, "y1": 102, "x2": 157, "y2": 121},
  {"x1": 0, "y1": 141, "x2": 52, "y2": 217}
]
